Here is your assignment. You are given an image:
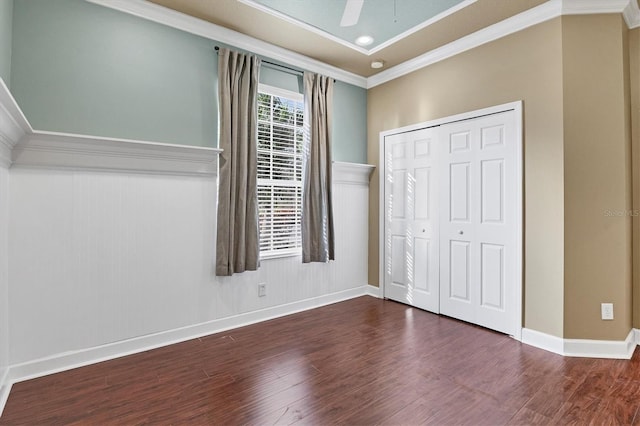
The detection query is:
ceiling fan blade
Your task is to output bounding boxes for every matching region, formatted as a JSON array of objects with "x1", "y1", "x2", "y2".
[{"x1": 340, "y1": 0, "x2": 364, "y2": 27}]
